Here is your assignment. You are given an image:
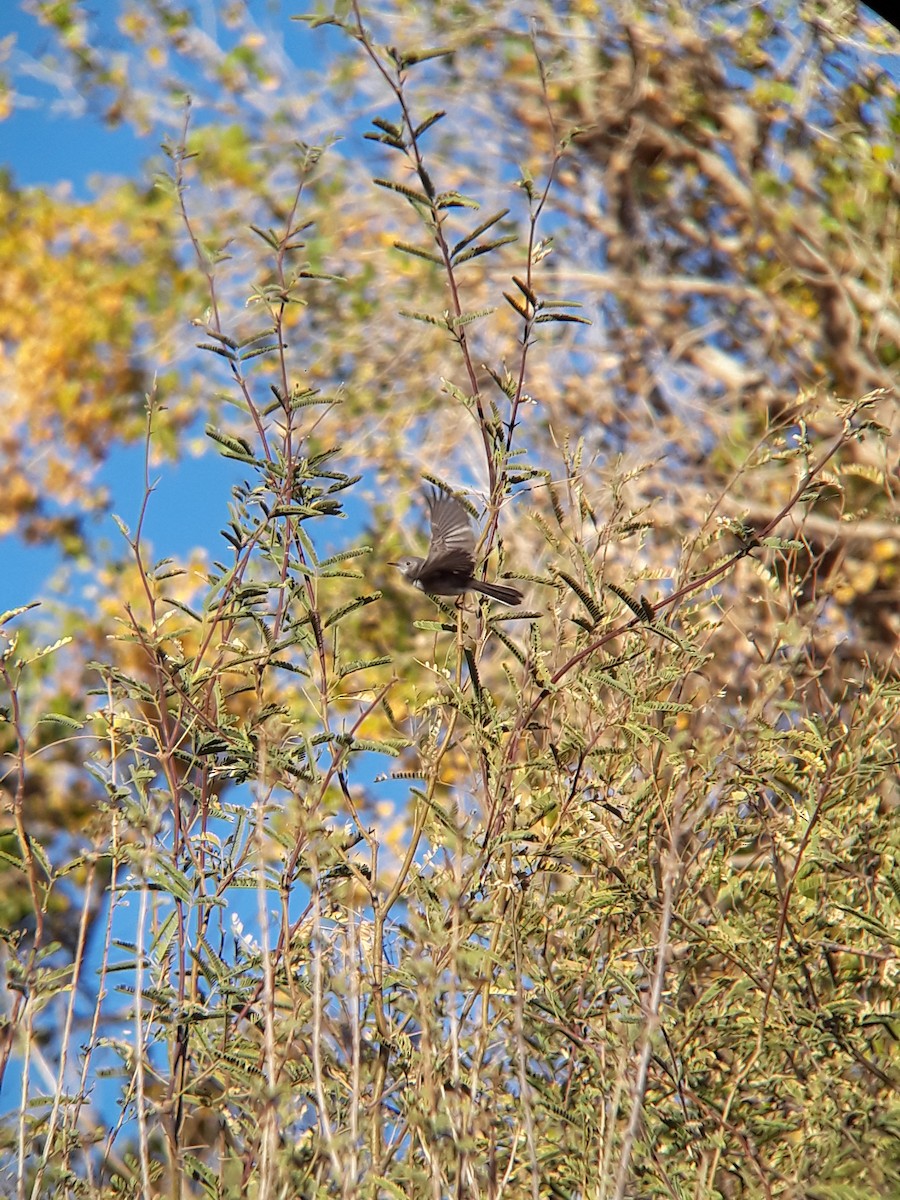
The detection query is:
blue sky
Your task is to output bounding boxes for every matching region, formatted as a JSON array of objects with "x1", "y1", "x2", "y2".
[
  {"x1": 2, "y1": 2, "x2": 215, "y2": 610},
  {"x1": 0, "y1": 2, "x2": 336, "y2": 613},
  {"x1": 3, "y1": 5, "x2": 146, "y2": 193}
]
